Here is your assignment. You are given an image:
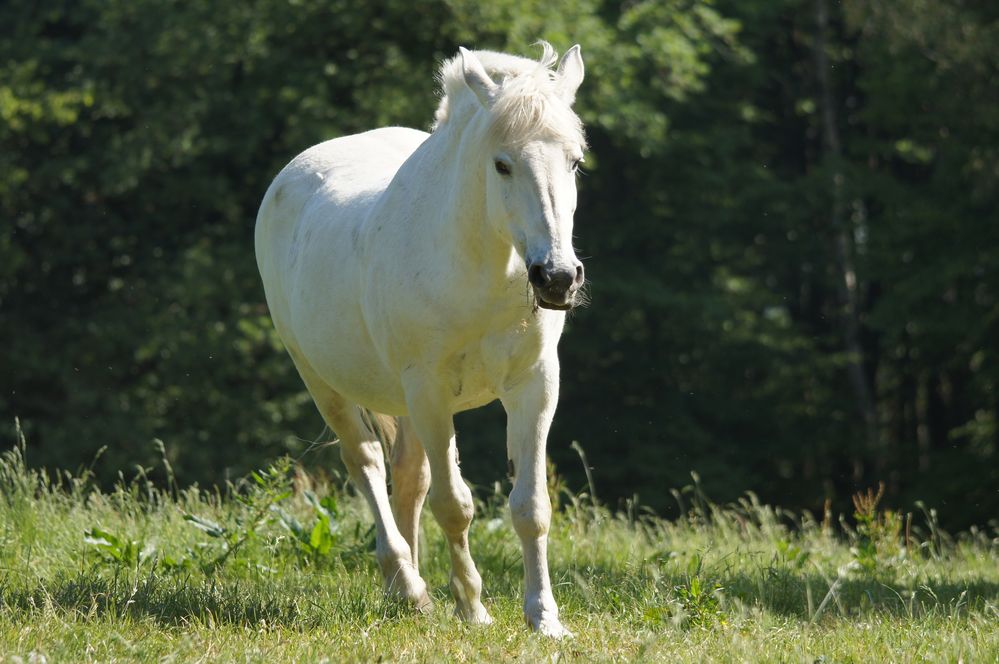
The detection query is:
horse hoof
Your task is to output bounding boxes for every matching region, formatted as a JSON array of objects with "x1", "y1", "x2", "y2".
[
  {"x1": 527, "y1": 615, "x2": 573, "y2": 639},
  {"x1": 413, "y1": 591, "x2": 433, "y2": 614},
  {"x1": 456, "y1": 604, "x2": 493, "y2": 625},
  {"x1": 384, "y1": 567, "x2": 431, "y2": 613}
]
